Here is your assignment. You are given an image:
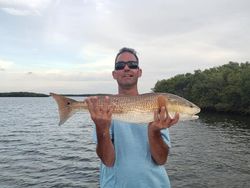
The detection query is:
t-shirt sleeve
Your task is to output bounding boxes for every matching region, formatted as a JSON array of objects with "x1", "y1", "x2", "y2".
[
  {"x1": 92, "y1": 120, "x2": 114, "y2": 144},
  {"x1": 160, "y1": 128, "x2": 171, "y2": 148}
]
